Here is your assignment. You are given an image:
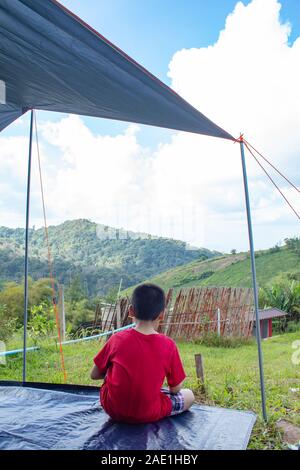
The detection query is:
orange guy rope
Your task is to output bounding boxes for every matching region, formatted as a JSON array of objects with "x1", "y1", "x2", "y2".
[{"x1": 34, "y1": 111, "x2": 67, "y2": 382}]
